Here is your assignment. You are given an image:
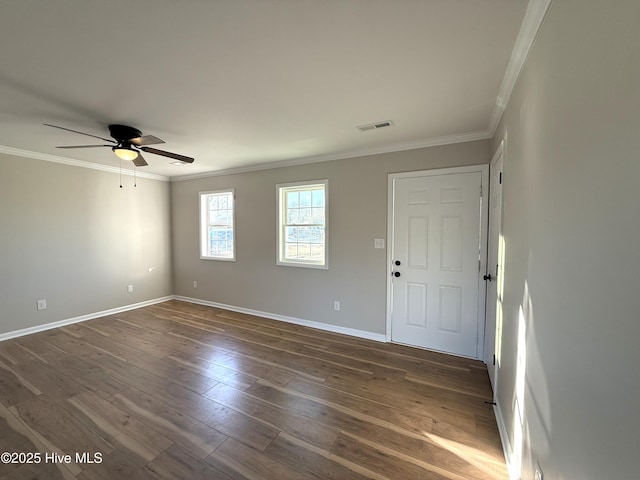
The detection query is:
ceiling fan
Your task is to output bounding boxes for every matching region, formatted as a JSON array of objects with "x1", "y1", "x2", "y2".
[{"x1": 45, "y1": 123, "x2": 194, "y2": 167}]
